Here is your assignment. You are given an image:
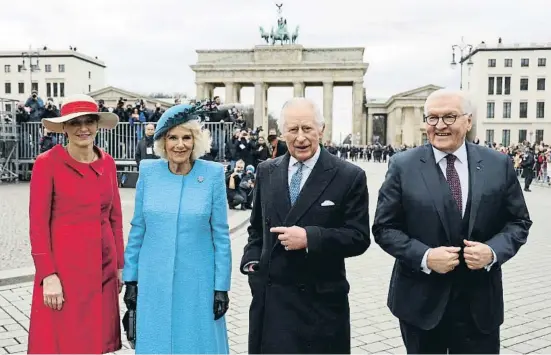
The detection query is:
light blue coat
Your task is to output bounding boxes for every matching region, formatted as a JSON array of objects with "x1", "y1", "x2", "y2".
[{"x1": 123, "y1": 159, "x2": 232, "y2": 354}]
